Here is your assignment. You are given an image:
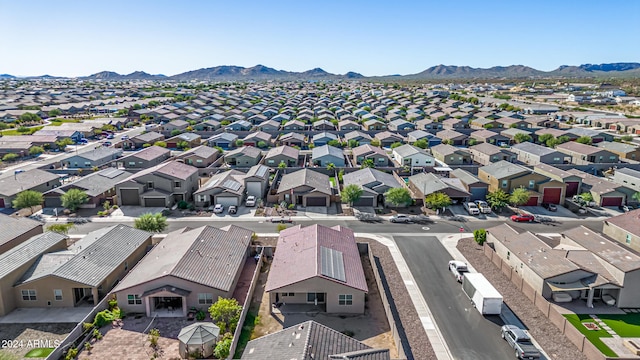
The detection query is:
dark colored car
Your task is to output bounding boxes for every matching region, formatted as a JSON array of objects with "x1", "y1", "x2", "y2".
[{"x1": 542, "y1": 203, "x2": 557, "y2": 212}]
